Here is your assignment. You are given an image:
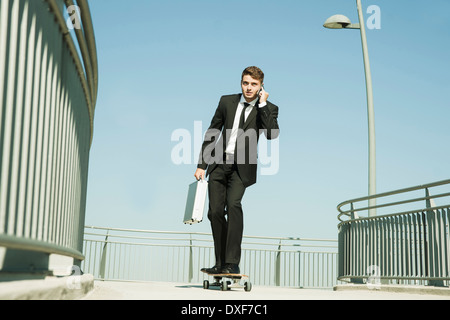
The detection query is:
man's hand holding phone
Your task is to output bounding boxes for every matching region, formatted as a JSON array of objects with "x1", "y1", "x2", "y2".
[{"x1": 259, "y1": 86, "x2": 269, "y2": 104}]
